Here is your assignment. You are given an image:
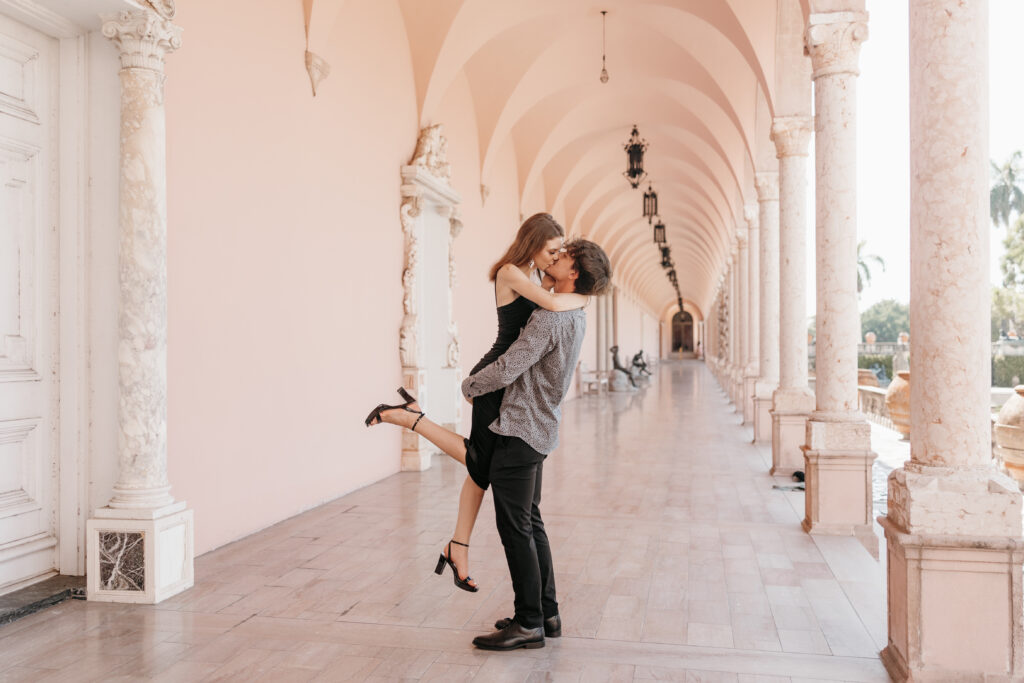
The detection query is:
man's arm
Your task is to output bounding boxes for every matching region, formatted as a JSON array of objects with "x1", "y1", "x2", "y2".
[{"x1": 462, "y1": 311, "x2": 557, "y2": 398}]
